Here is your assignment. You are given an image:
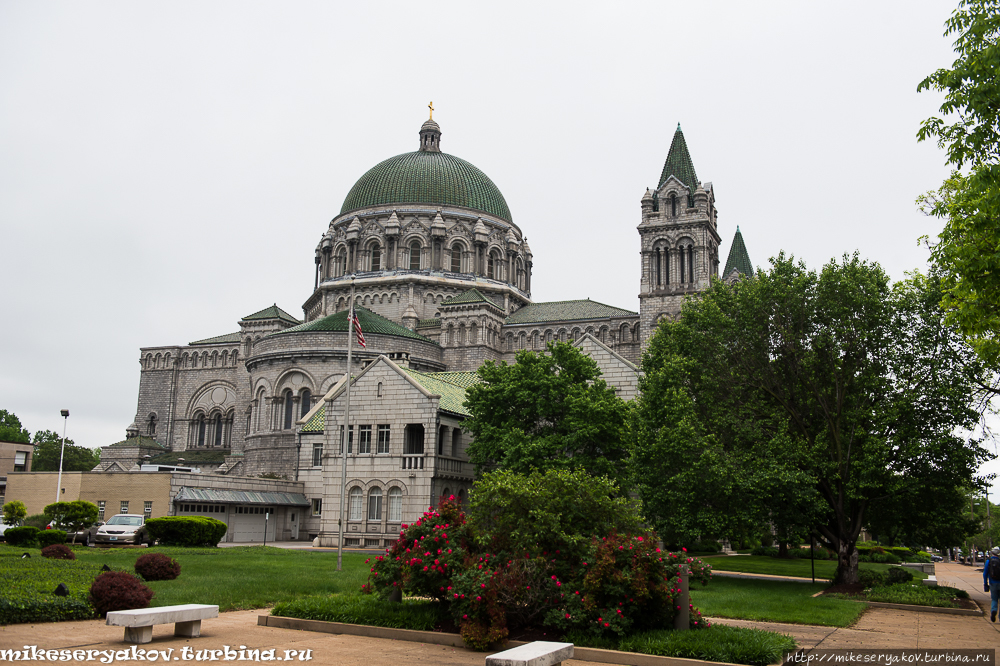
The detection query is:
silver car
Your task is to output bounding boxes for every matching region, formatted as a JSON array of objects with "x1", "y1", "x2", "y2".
[{"x1": 94, "y1": 514, "x2": 150, "y2": 546}]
